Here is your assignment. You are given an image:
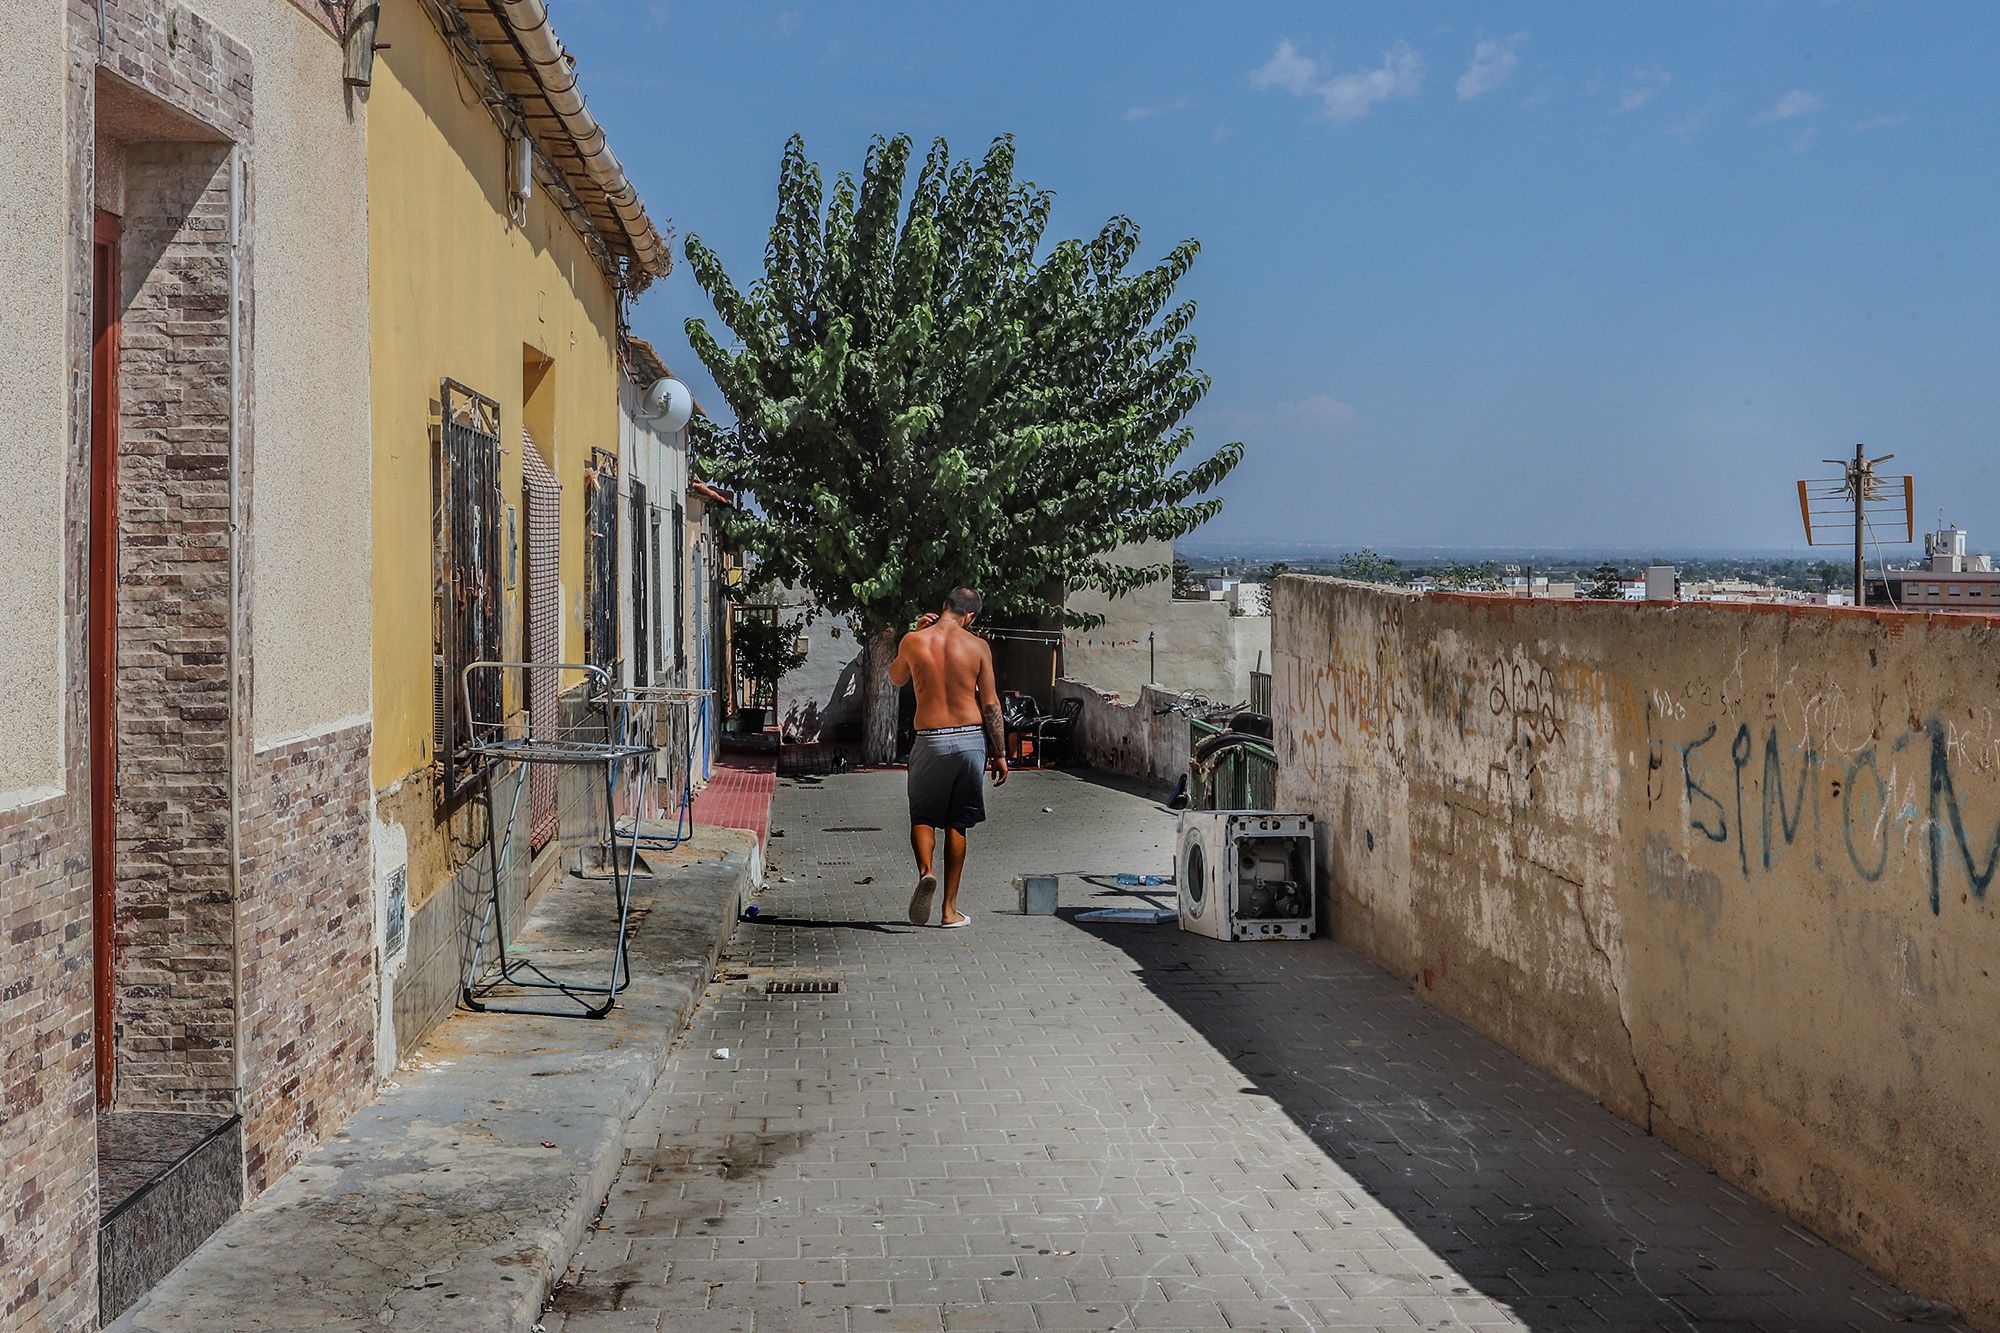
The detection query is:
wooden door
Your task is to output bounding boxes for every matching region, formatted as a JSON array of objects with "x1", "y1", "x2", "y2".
[{"x1": 90, "y1": 209, "x2": 121, "y2": 1108}]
